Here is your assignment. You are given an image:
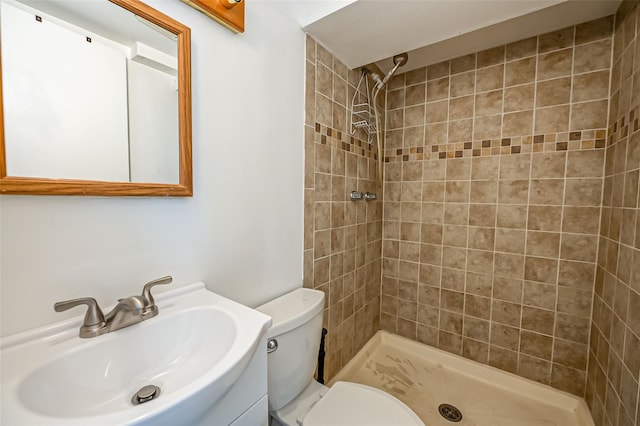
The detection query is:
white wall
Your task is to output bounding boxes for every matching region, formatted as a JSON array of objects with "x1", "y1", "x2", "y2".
[{"x1": 0, "y1": 0, "x2": 306, "y2": 336}]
